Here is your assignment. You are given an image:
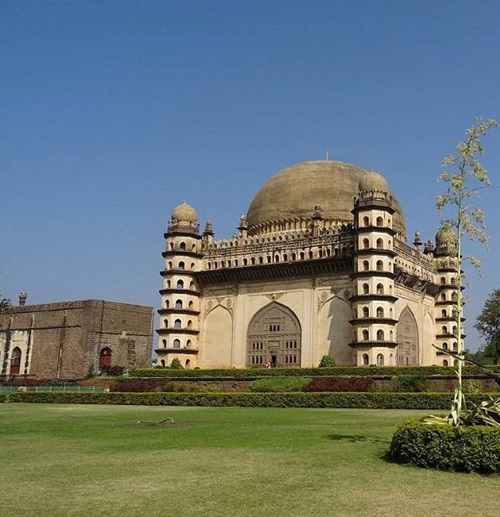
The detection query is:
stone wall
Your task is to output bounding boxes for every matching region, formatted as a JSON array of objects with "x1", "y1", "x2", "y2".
[{"x1": 0, "y1": 300, "x2": 154, "y2": 380}]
